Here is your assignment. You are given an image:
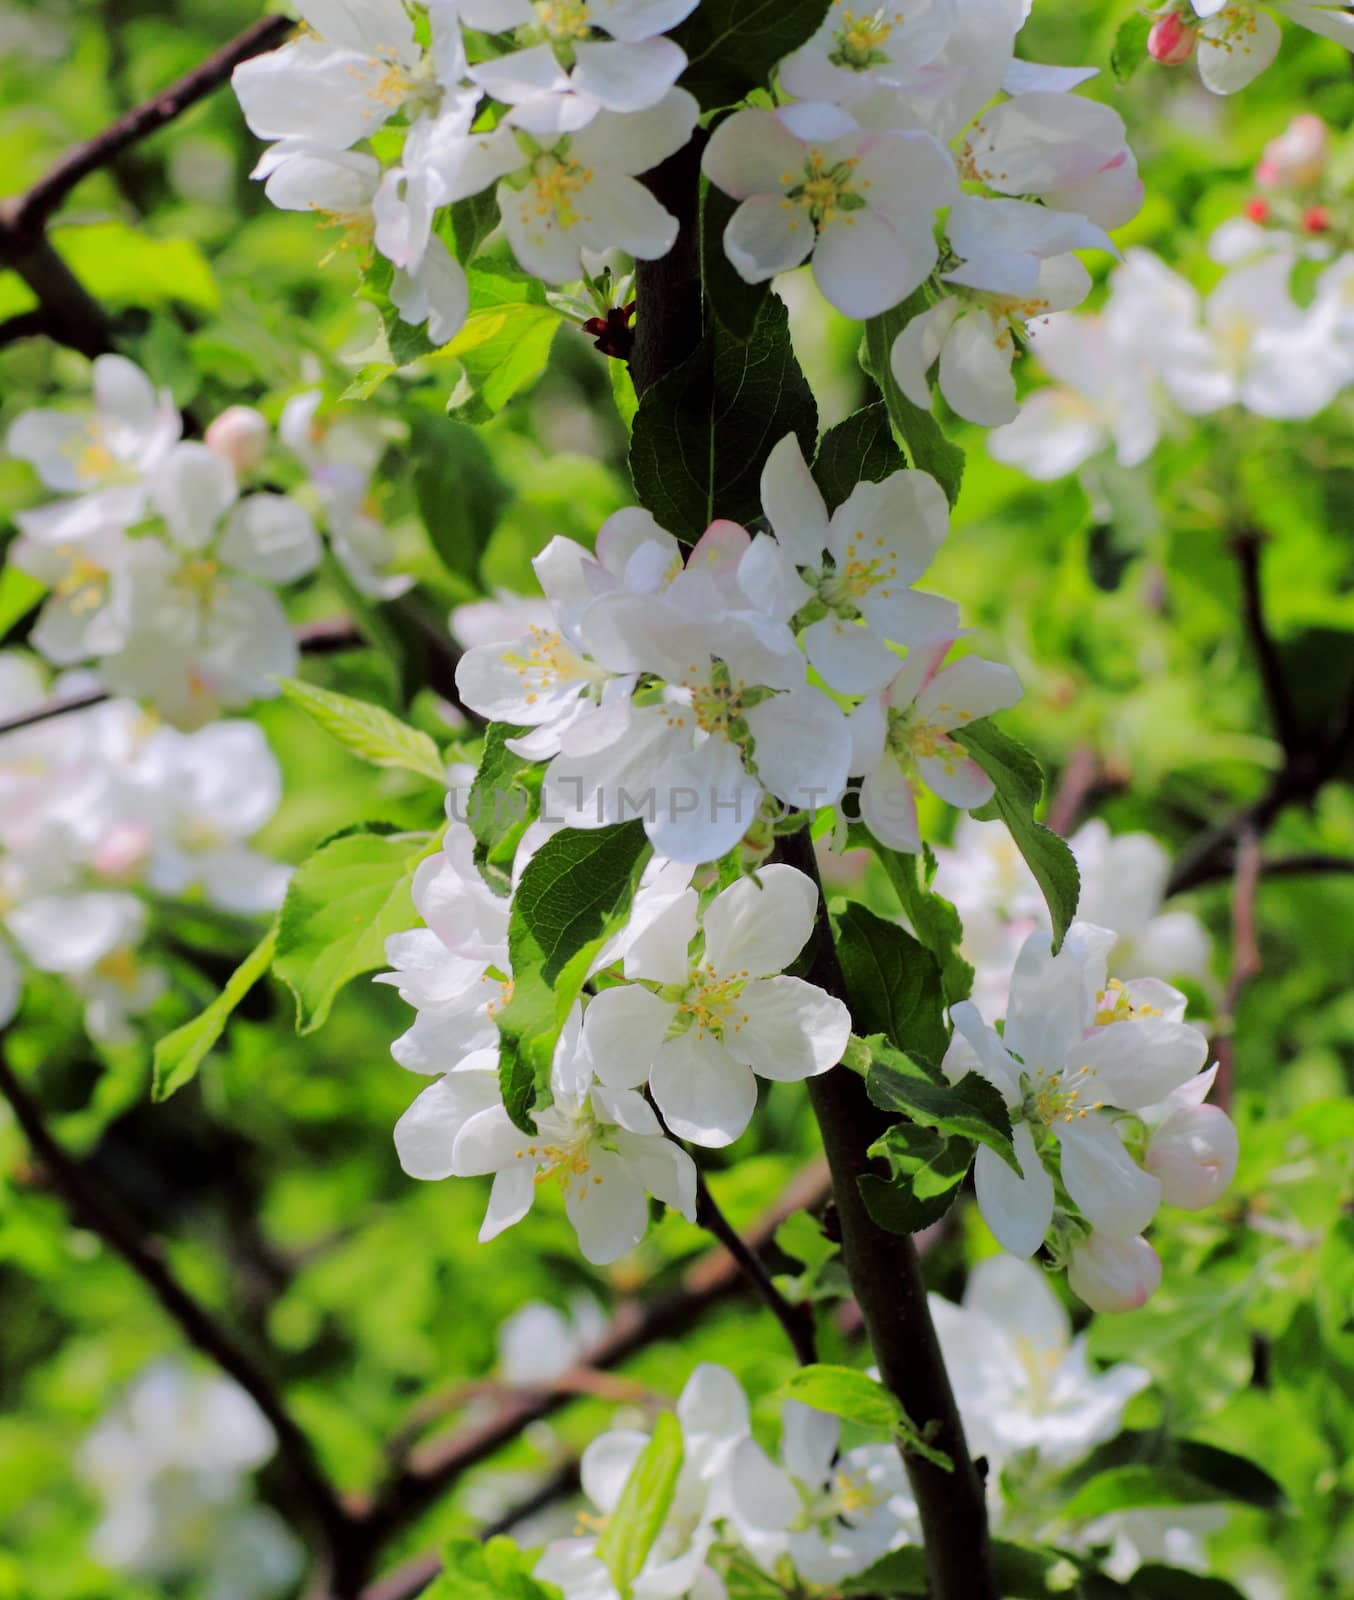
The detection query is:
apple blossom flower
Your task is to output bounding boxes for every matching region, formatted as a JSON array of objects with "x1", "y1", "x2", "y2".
[
  {"x1": 777, "y1": 0, "x2": 957, "y2": 108},
  {"x1": 204, "y1": 406, "x2": 270, "y2": 473},
  {"x1": 581, "y1": 865, "x2": 850, "y2": 1147},
  {"x1": 891, "y1": 196, "x2": 1109, "y2": 426},
  {"x1": 6, "y1": 354, "x2": 180, "y2": 534},
  {"x1": 702, "y1": 101, "x2": 957, "y2": 319},
  {"x1": 751, "y1": 433, "x2": 959, "y2": 694},
  {"x1": 945, "y1": 921, "x2": 1211, "y2": 1263},
  {"x1": 847, "y1": 639, "x2": 1024, "y2": 855},
  {"x1": 1140, "y1": 1065, "x2": 1239, "y2": 1210},
  {"x1": 930, "y1": 1255, "x2": 1150, "y2": 1472},
  {"x1": 10, "y1": 521, "x2": 138, "y2": 667},
  {"x1": 394, "y1": 1001, "x2": 698, "y2": 1263},
  {"x1": 279, "y1": 390, "x2": 412, "y2": 601},
  {"x1": 1189, "y1": 2, "x2": 1354, "y2": 96},
  {"x1": 1067, "y1": 1231, "x2": 1163, "y2": 1314},
  {"x1": 536, "y1": 1364, "x2": 748, "y2": 1600},
  {"x1": 77, "y1": 1360, "x2": 301, "y2": 1598},
  {"x1": 432, "y1": 88, "x2": 699, "y2": 284},
  {"x1": 461, "y1": 0, "x2": 700, "y2": 134},
  {"x1": 1257, "y1": 112, "x2": 1329, "y2": 188},
  {"x1": 724, "y1": 1399, "x2": 916, "y2": 1585}
]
